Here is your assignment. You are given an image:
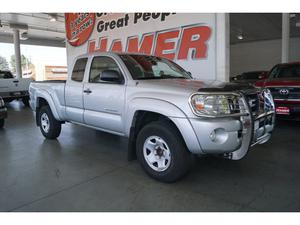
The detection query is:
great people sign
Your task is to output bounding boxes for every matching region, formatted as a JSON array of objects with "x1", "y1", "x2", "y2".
[{"x1": 65, "y1": 13, "x2": 217, "y2": 80}]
